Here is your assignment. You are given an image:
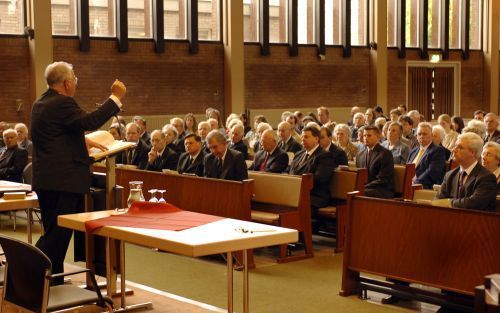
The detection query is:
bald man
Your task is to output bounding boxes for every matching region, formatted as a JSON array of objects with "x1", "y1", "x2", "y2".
[
  {"x1": 117, "y1": 122, "x2": 150, "y2": 169},
  {"x1": 145, "y1": 130, "x2": 179, "y2": 172},
  {"x1": 249, "y1": 129, "x2": 288, "y2": 173}
]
